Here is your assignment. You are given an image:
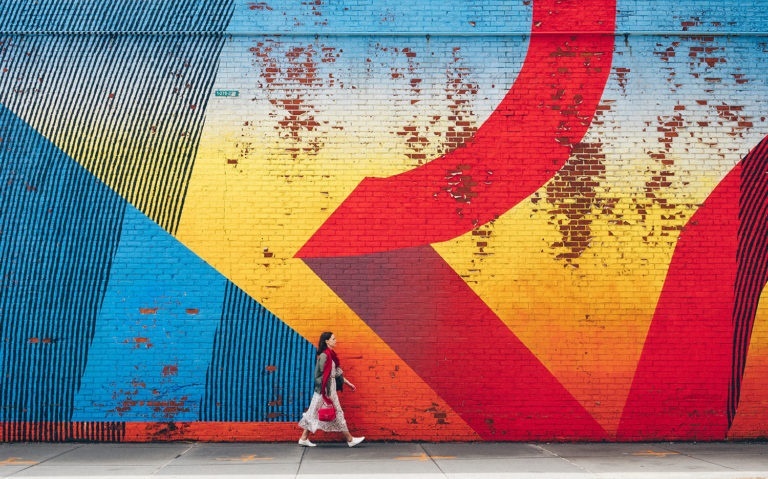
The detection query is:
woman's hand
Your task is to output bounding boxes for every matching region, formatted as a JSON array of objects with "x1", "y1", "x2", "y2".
[{"x1": 345, "y1": 379, "x2": 356, "y2": 391}]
